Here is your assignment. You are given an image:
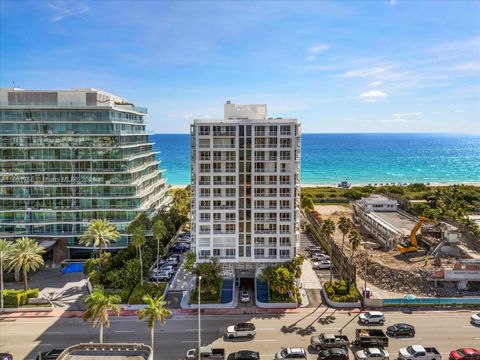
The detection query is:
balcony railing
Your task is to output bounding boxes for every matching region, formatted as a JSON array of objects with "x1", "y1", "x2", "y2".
[
  {"x1": 213, "y1": 131, "x2": 235, "y2": 136},
  {"x1": 213, "y1": 206, "x2": 236, "y2": 210},
  {"x1": 213, "y1": 230, "x2": 236, "y2": 234},
  {"x1": 214, "y1": 181, "x2": 235, "y2": 185},
  {"x1": 255, "y1": 230, "x2": 276, "y2": 234}
]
